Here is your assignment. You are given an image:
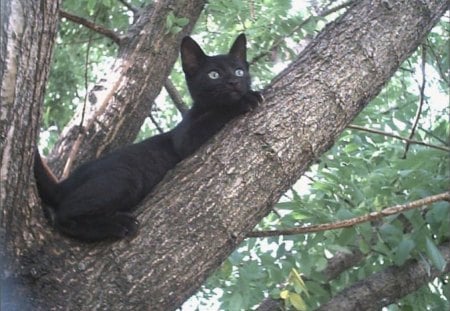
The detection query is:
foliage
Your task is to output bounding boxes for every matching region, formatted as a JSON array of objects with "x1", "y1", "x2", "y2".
[{"x1": 42, "y1": 0, "x2": 449, "y2": 310}]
